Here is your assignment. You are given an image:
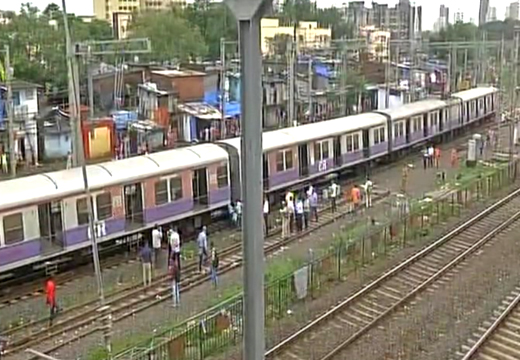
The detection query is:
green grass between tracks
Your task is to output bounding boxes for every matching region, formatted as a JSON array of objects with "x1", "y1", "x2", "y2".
[{"x1": 86, "y1": 161, "x2": 513, "y2": 360}]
